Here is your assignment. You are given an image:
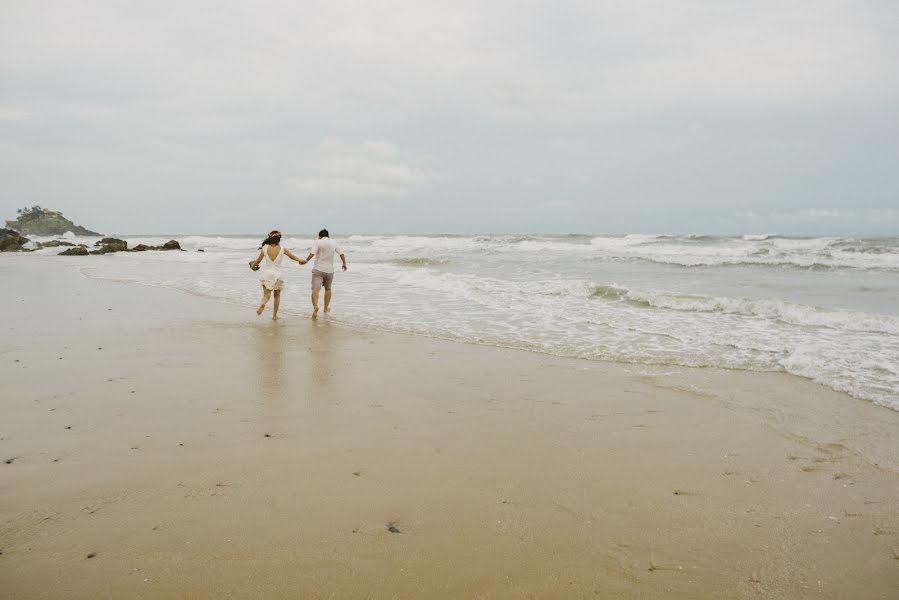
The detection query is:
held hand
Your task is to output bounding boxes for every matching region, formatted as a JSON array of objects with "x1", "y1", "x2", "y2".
[{"x1": 342, "y1": 264, "x2": 347, "y2": 272}]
